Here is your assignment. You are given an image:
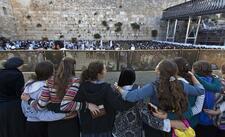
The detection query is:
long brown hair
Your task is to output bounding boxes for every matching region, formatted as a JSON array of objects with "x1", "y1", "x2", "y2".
[
  {"x1": 157, "y1": 59, "x2": 188, "y2": 119},
  {"x1": 80, "y1": 61, "x2": 104, "y2": 84},
  {"x1": 55, "y1": 57, "x2": 76, "y2": 99}
]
